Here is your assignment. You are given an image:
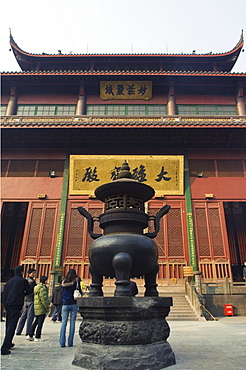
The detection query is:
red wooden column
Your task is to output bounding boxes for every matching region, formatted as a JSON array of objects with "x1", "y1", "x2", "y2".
[
  {"x1": 76, "y1": 84, "x2": 86, "y2": 115},
  {"x1": 166, "y1": 83, "x2": 176, "y2": 115},
  {"x1": 6, "y1": 85, "x2": 18, "y2": 116},
  {"x1": 236, "y1": 87, "x2": 246, "y2": 116}
]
